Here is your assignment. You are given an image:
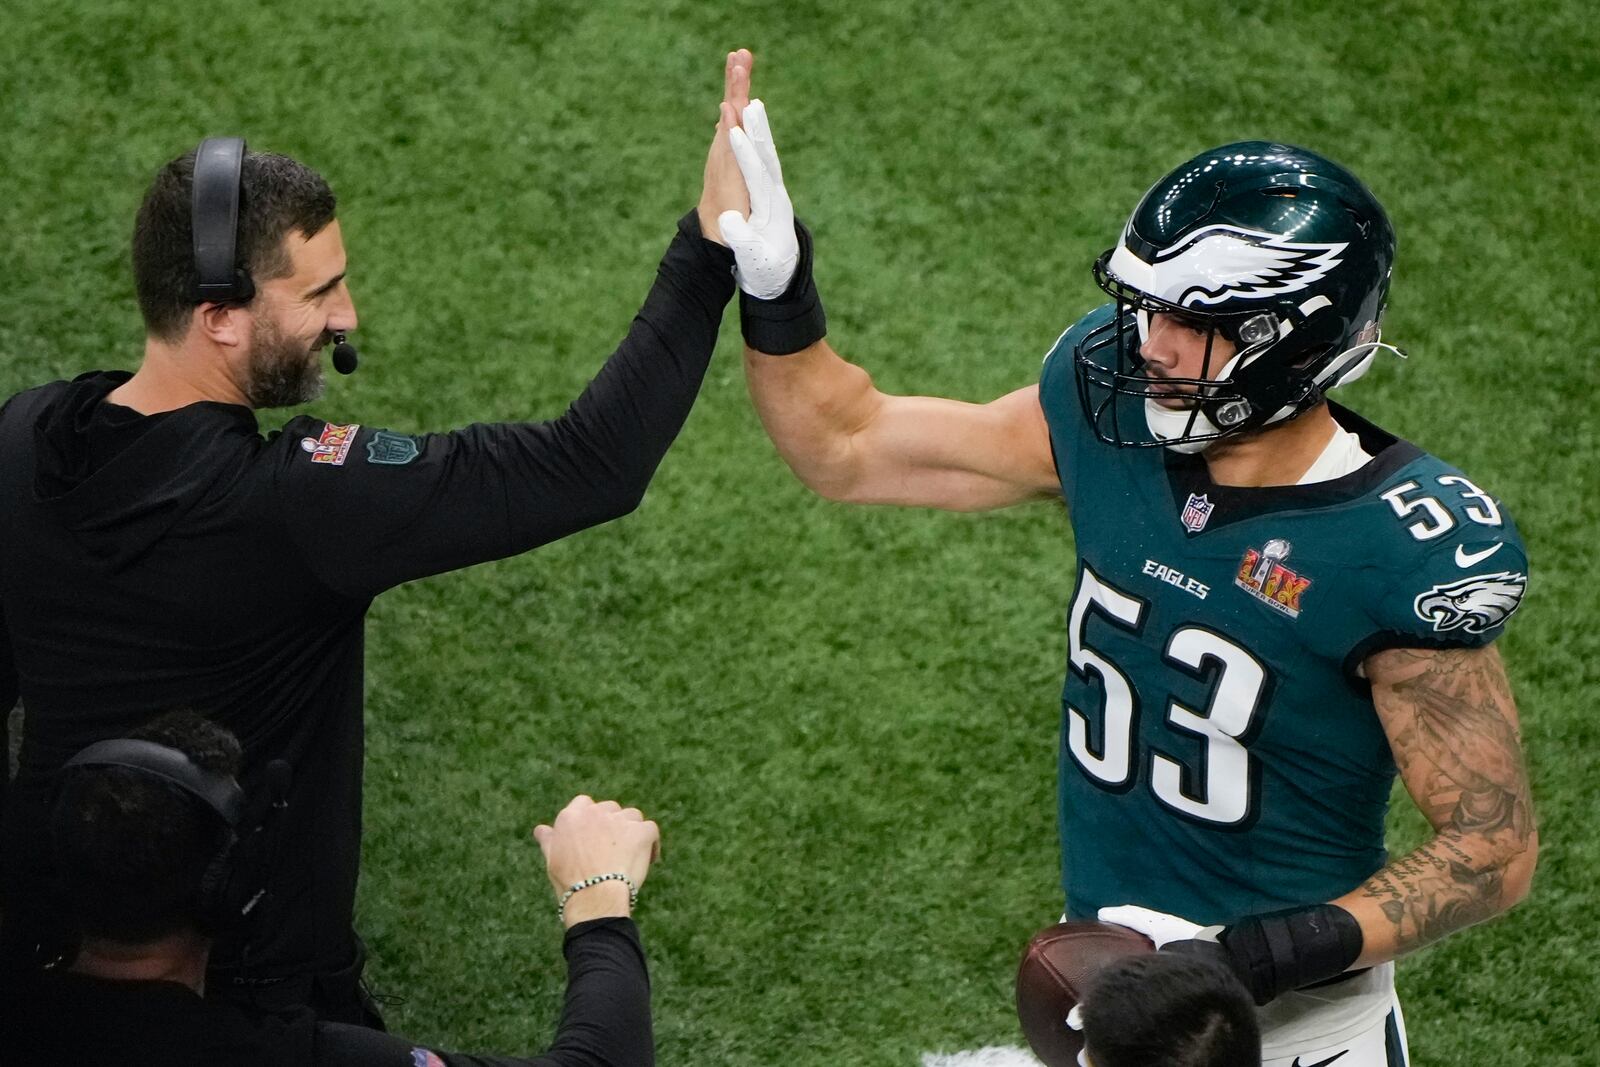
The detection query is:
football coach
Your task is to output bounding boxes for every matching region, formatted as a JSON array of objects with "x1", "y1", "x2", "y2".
[
  {"x1": 3, "y1": 711, "x2": 663, "y2": 1066},
  {"x1": 0, "y1": 49, "x2": 766, "y2": 1023}
]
